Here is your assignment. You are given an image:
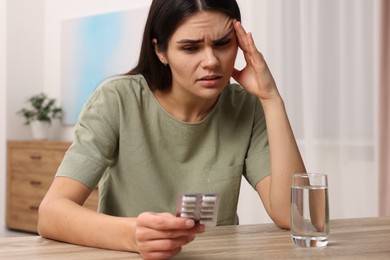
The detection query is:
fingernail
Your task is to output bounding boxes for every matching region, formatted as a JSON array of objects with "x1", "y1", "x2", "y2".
[{"x1": 185, "y1": 219, "x2": 195, "y2": 227}]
